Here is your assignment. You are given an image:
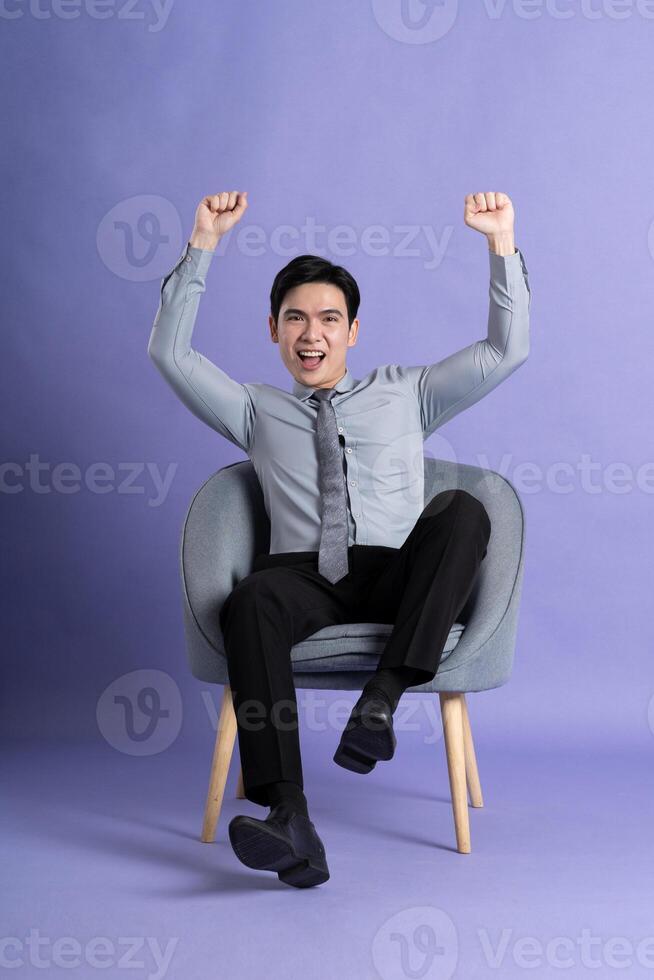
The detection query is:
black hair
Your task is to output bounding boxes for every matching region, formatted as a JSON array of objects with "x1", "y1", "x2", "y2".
[{"x1": 269, "y1": 254, "x2": 360, "y2": 326}]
